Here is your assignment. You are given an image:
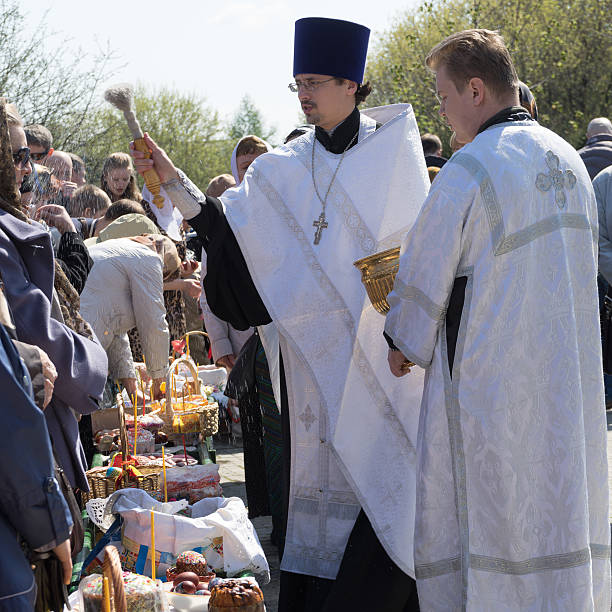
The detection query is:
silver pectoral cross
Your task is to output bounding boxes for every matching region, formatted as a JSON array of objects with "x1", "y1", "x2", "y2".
[{"x1": 313, "y1": 212, "x2": 328, "y2": 245}]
